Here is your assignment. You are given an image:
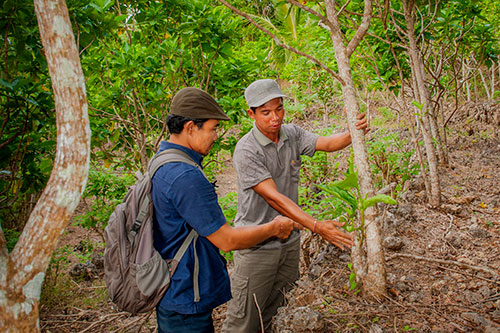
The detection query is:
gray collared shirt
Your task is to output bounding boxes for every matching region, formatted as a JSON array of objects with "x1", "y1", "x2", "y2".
[{"x1": 233, "y1": 123, "x2": 319, "y2": 249}]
